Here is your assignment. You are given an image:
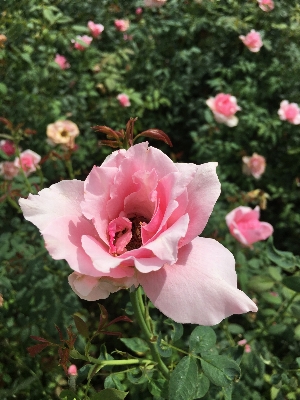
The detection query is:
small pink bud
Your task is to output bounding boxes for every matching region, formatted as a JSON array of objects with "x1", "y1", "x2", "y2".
[{"x1": 68, "y1": 364, "x2": 78, "y2": 376}]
